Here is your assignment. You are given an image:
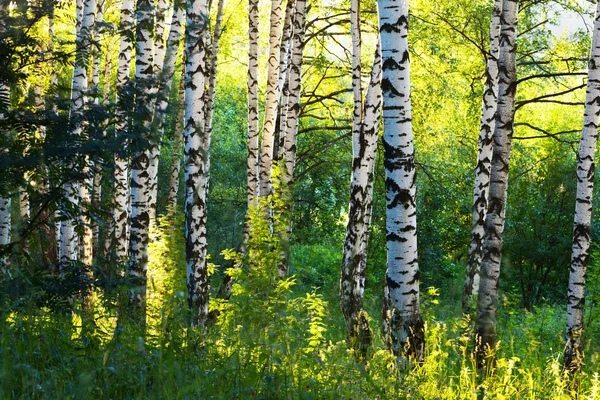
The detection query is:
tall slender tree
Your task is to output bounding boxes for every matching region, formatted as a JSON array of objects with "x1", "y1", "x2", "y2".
[
  {"x1": 127, "y1": 0, "x2": 155, "y2": 321},
  {"x1": 168, "y1": 65, "x2": 186, "y2": 210},
  {"x1": 475, "y1": 0, "x2": 518, "y2": 370},
  {"x1": 340, "y1": 37, "x2": 382, "y2": 357},
  {"x1": 377, "y1": 0, "x2": 424, "y2": 362},
  {"x1": 247, "y1": 0, "x2": 260, "y2": 206},
  {"x1": 0, "y1": 80, "x2": 10, "y2": 271},
  {"x1": 60, "y1": 0, "x2": 97, "y2": 265},
  {"x1": 184, "y1": 0, "x2": 210, "y2": 328},
  {"x1": 463, "y1": 0, "x2": 503, "y2": 315},
  {"x1": 564, "y1": 0, "x2": 600, "y2": 372},
  {"x1": 258, "y1": 0, "x2": 283, "y2": 197},
  {"x1": 148, "y1": 1, "x2": 185, "y2": 223},
  {"x1": 275, "y1": 0, "x2": 308, "y2": 278},
  {"x1": 201, "y1": 0, "x2": 226, "y2": 190},
  {"x1": 111, "y1": 0, "x2": 135, "y2": 261},
  {"x1": 79, "y1": 0, "x2": 104, "y2": 268}
]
